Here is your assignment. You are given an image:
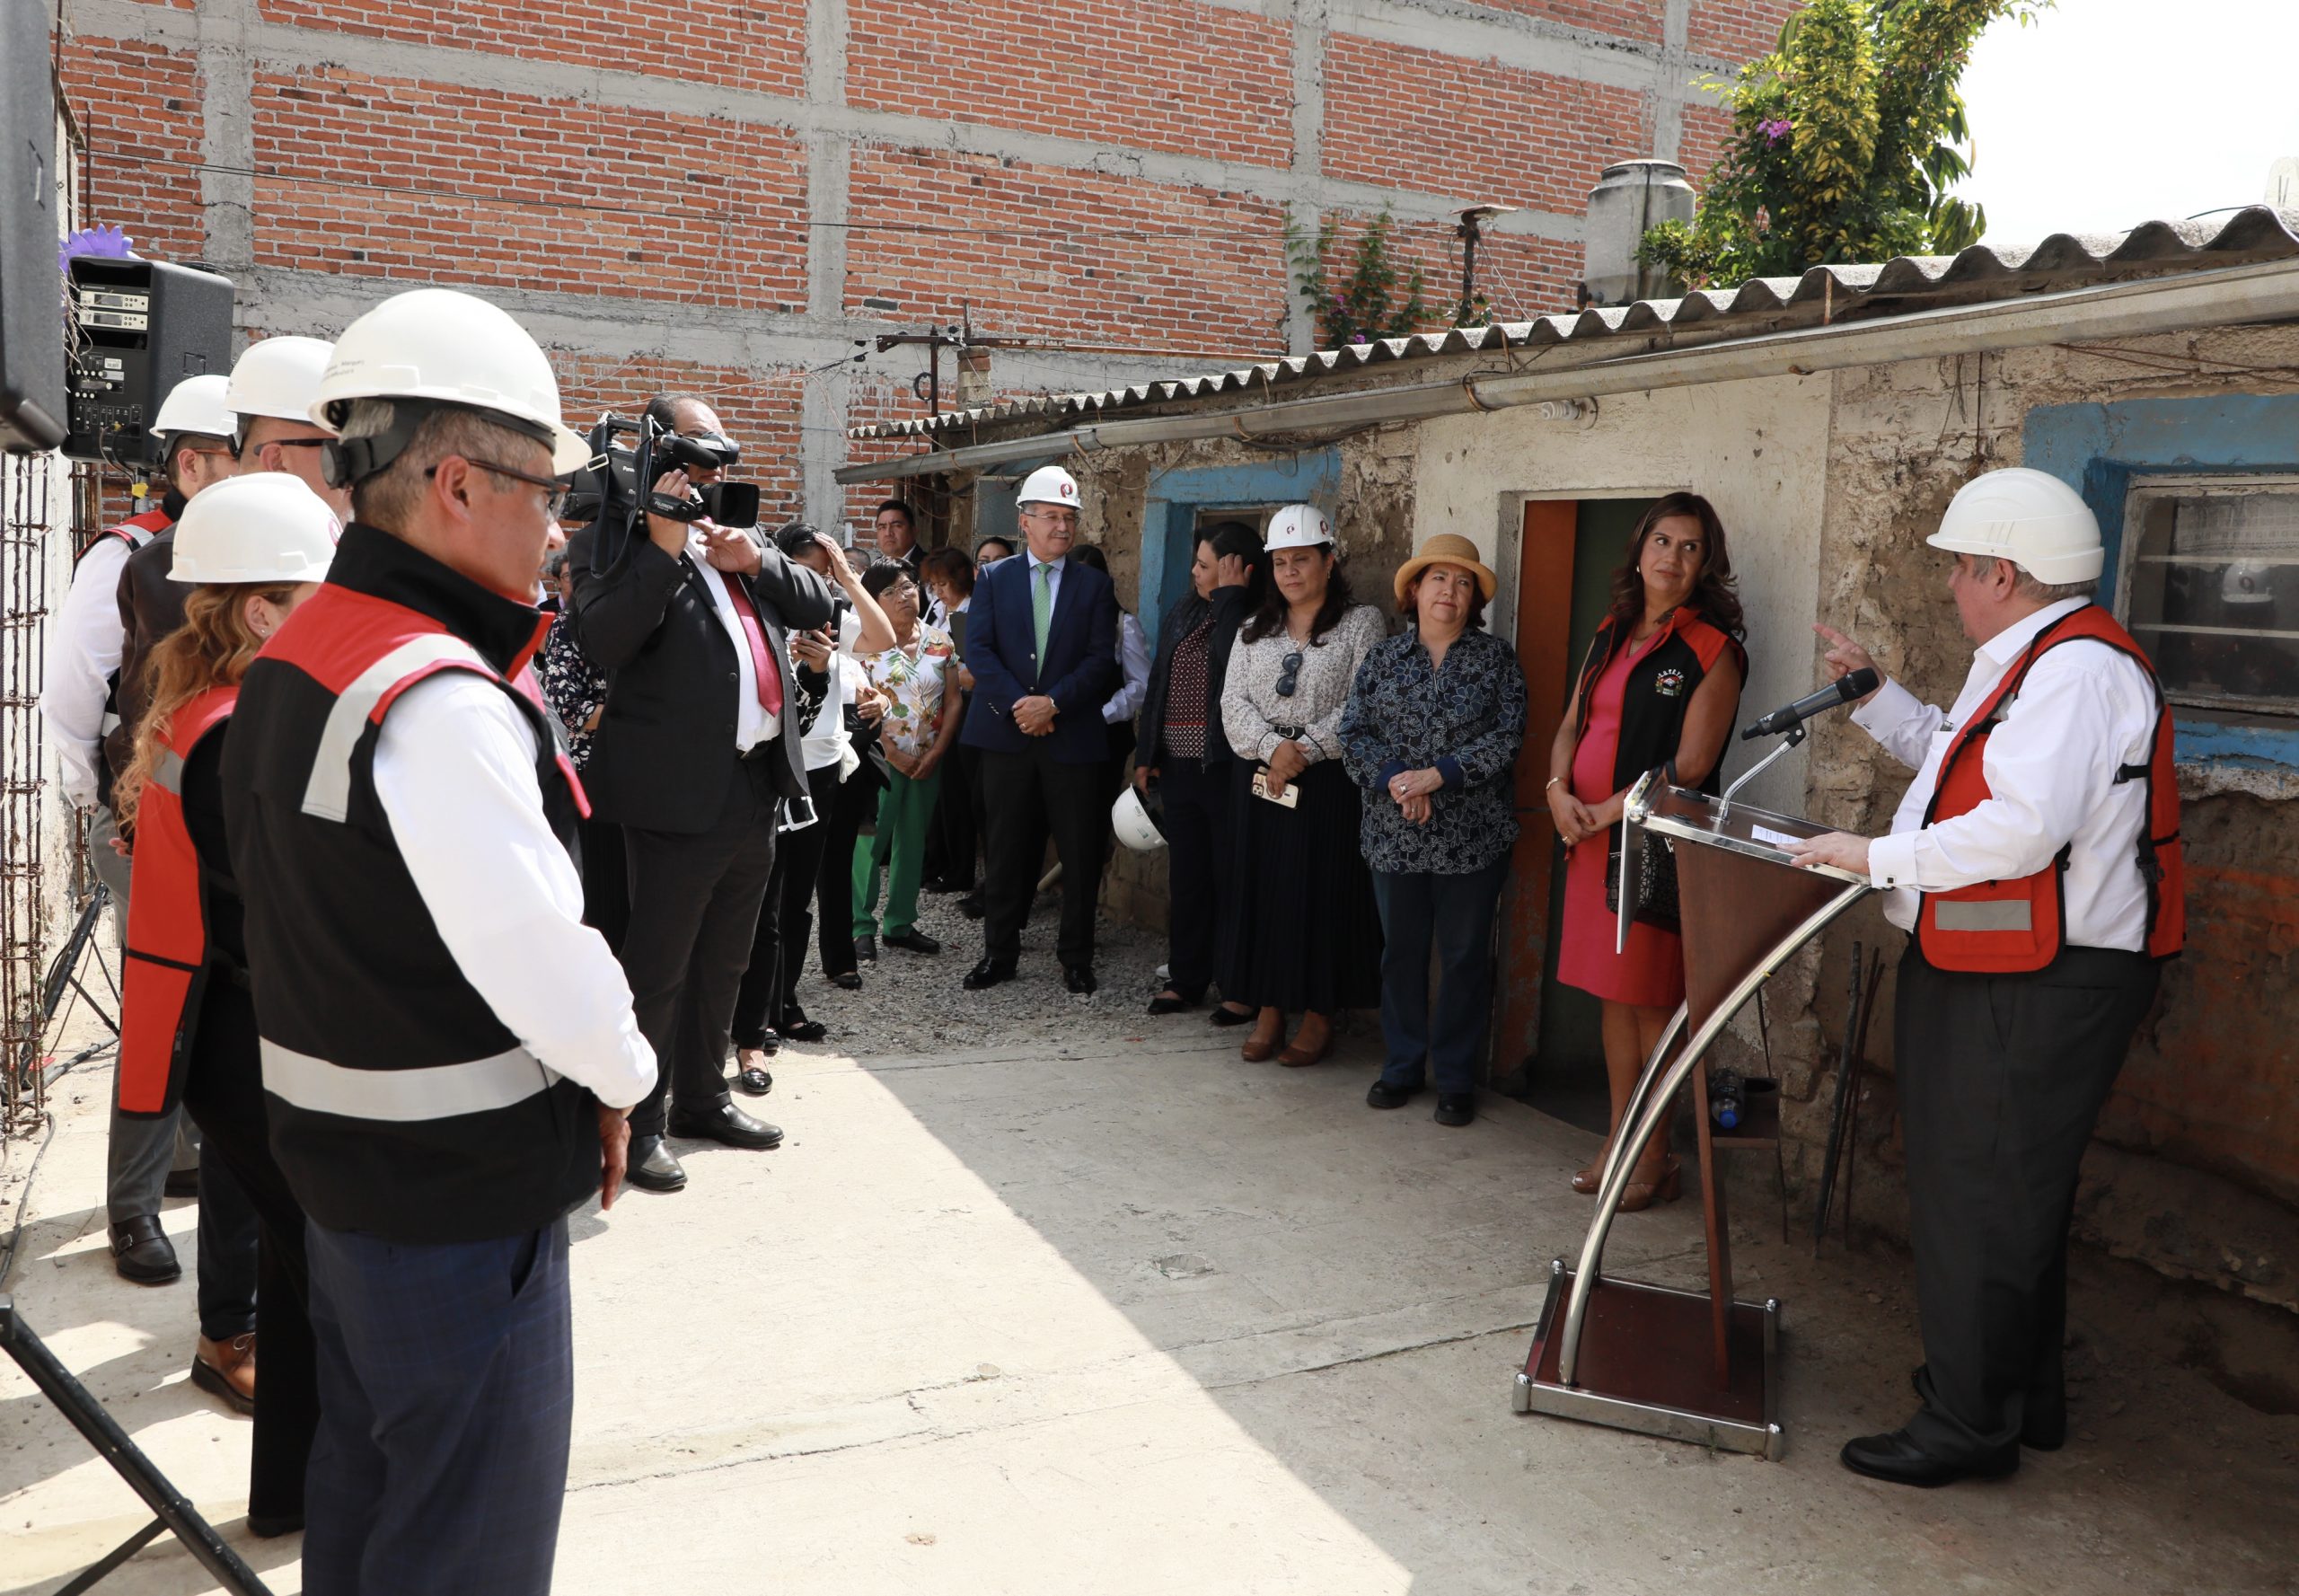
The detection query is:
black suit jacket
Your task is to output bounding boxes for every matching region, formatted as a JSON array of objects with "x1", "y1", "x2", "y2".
[
  {"x1": 1135, "y1": 582, "x2": 1252, "y2": 775},
  {"x1": 569, "y1": 525, "x2": 835, "y2": 833}
]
